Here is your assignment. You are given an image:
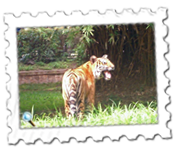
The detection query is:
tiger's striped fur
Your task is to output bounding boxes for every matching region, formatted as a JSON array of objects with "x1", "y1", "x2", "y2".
[{"x1": 62, "y1": 55, "x2": 115, "y2": 118}]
